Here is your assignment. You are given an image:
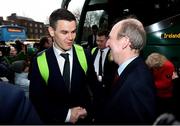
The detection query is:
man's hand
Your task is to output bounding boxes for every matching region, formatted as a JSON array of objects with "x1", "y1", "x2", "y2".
[{"x1": 69, "y1": 107, "x2": 87, "y2": 124}]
